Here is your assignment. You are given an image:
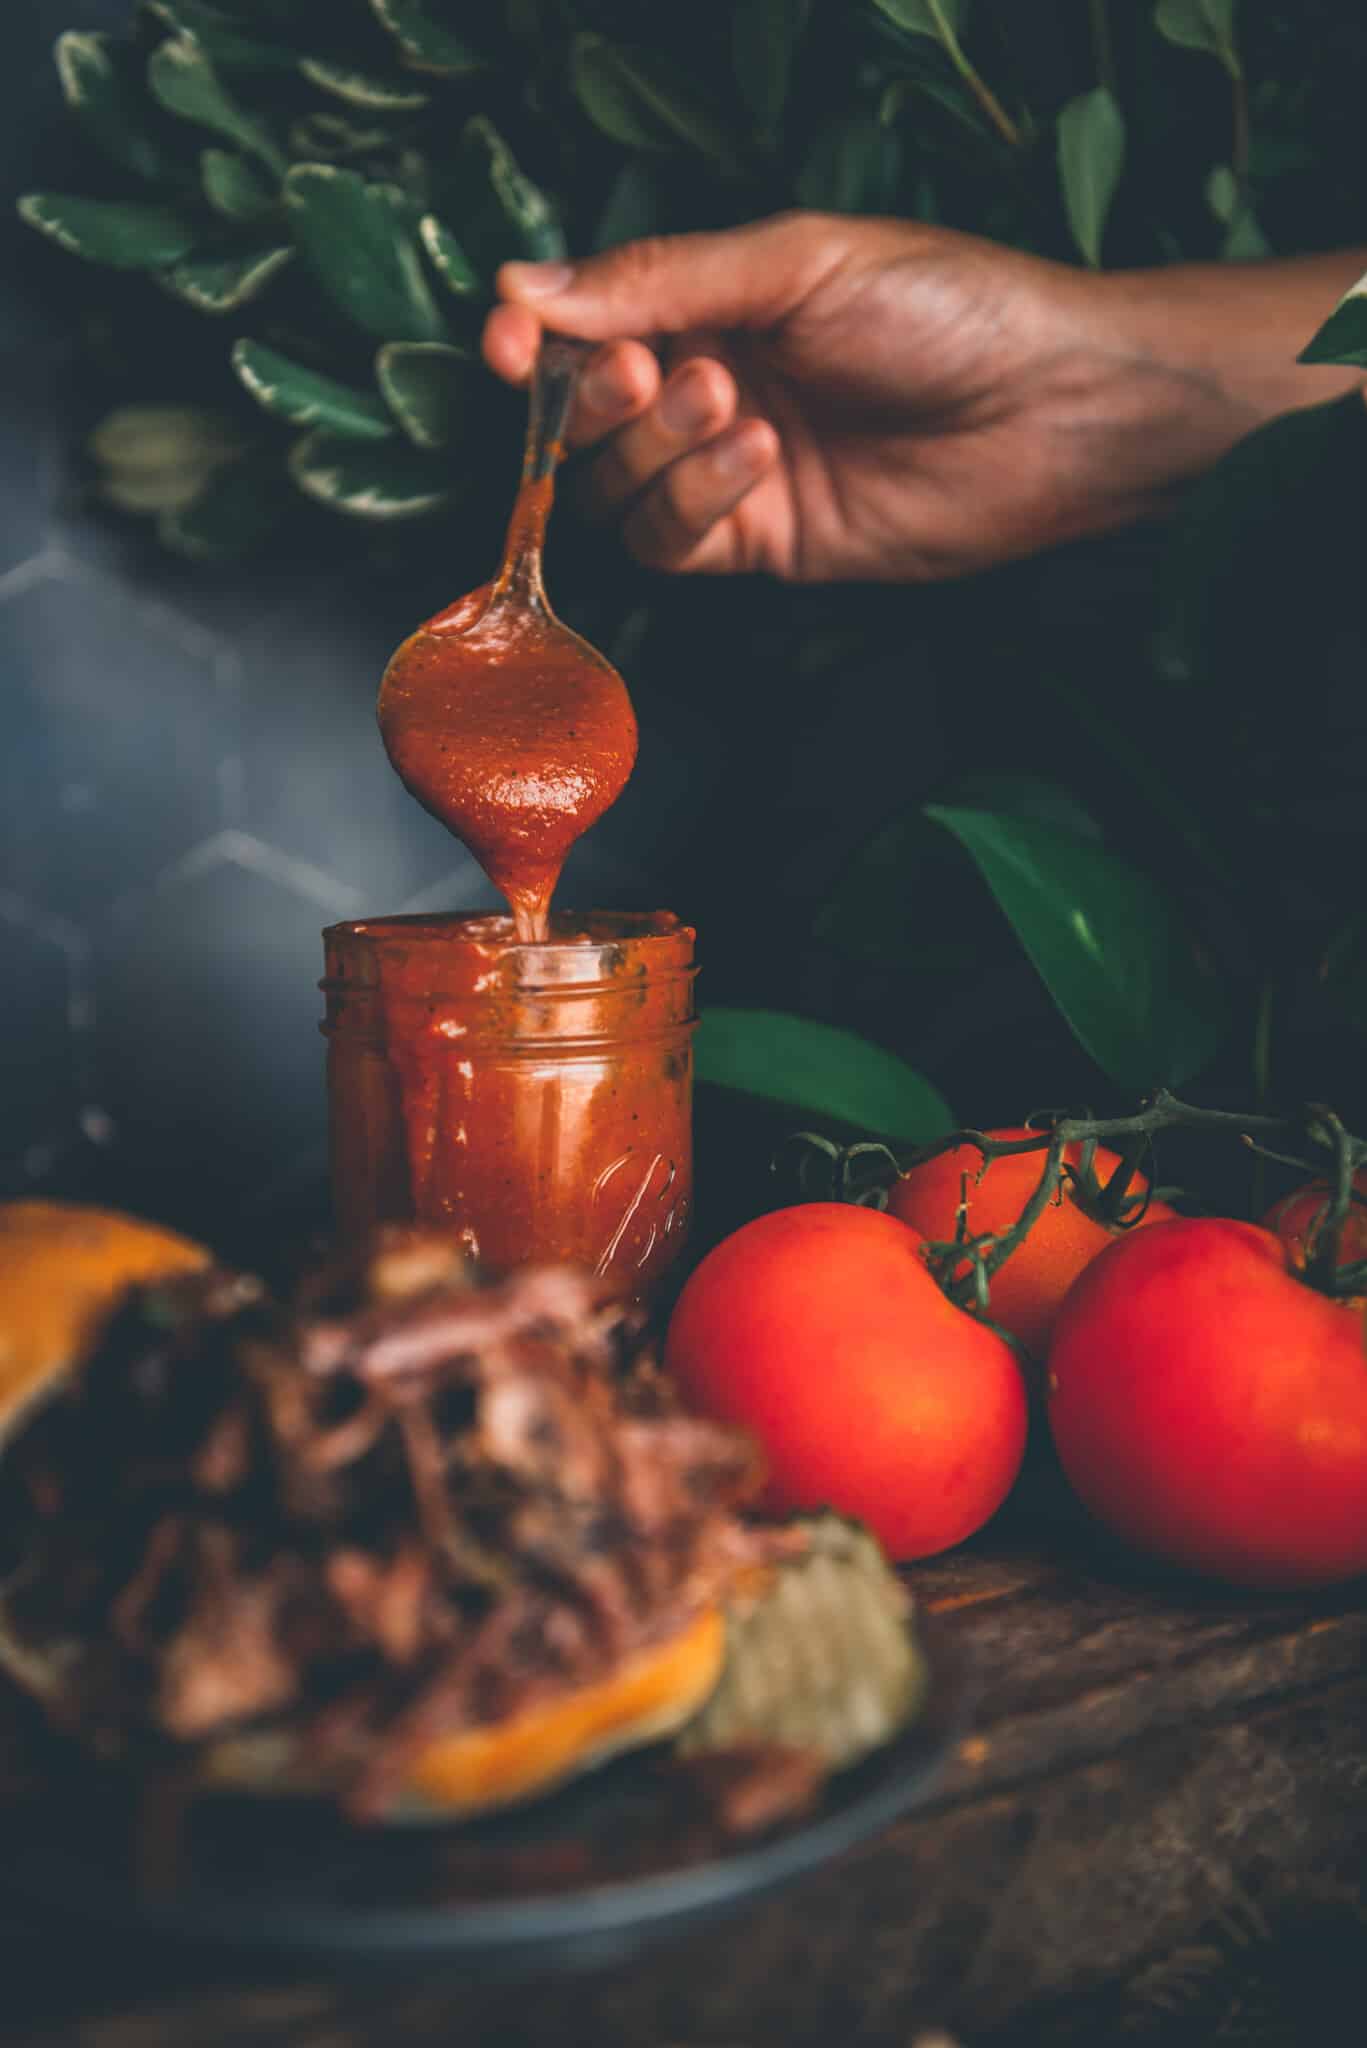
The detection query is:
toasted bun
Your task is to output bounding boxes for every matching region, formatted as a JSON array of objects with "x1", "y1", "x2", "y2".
[
  {"x1": 200, "y1": 1606, "x2": 728, "y2": 1821},
  {"x1": 0, "y1": 1201, "x2": 210, "y2": 1443}
]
